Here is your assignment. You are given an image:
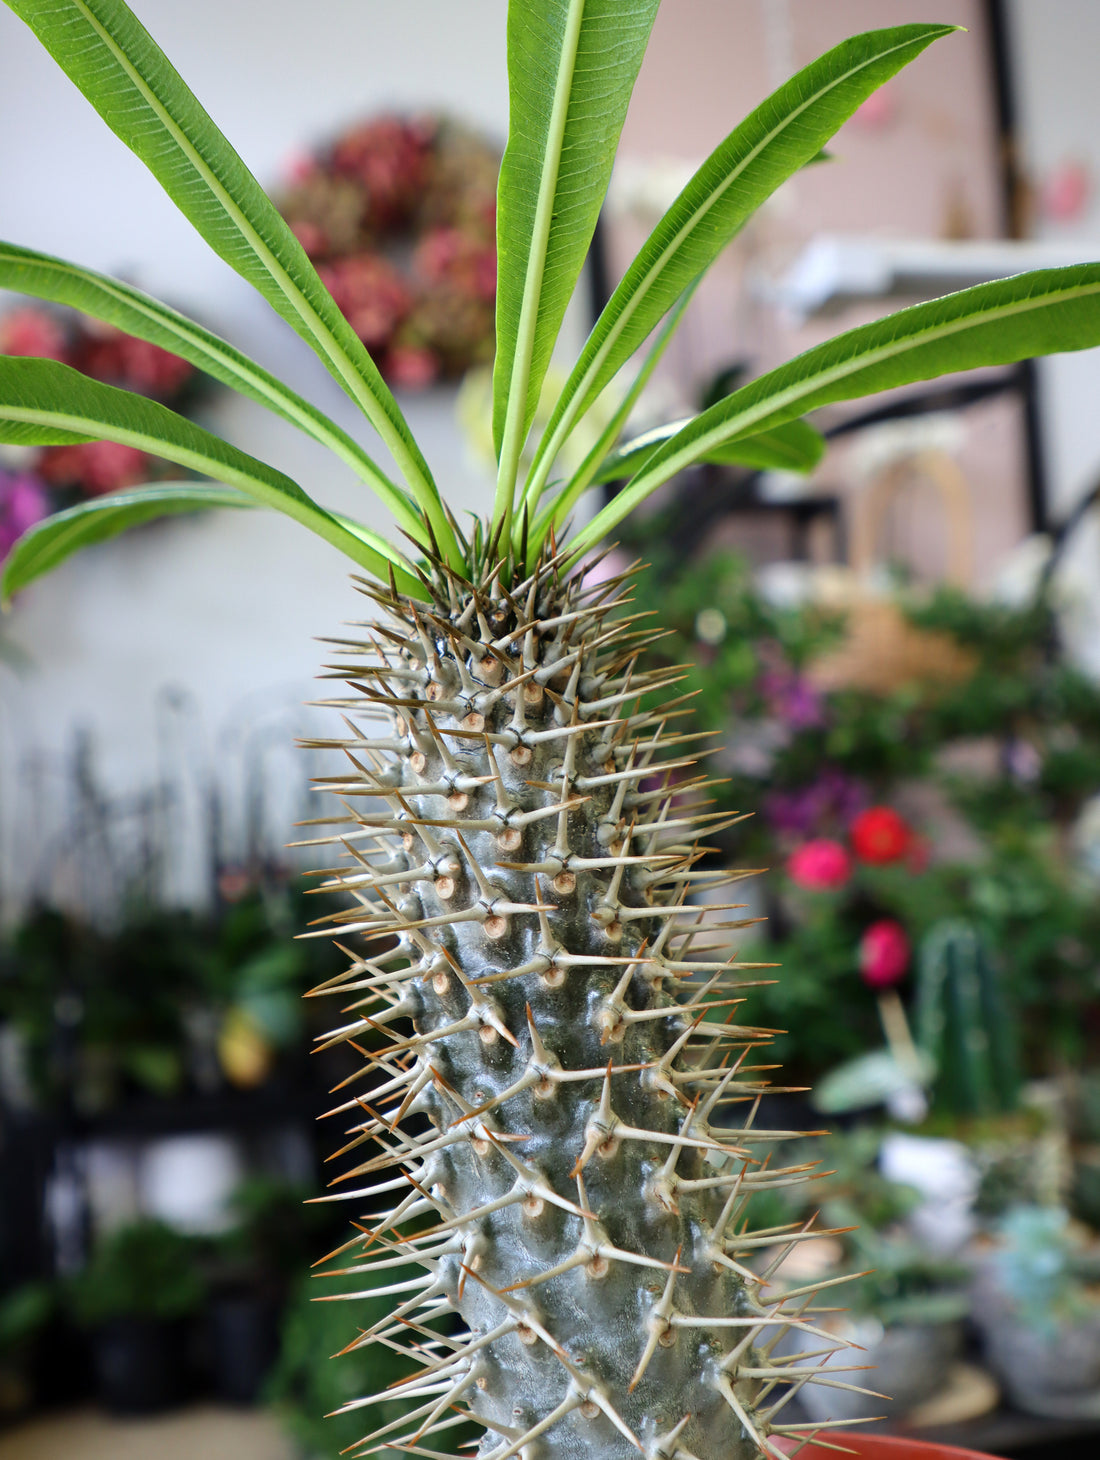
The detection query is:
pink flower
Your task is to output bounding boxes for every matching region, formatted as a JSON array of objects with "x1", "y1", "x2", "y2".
[
  {"x1": 0, "y1": 307, "x2": 69, "y2": 361},
  {"x1": 0, "y1": 472, "x2": 49, "y2": 560},
  {"x1": 859, "y1": 919, "x2": 910, "y2": 990},
  {"x1": 787, "y1": 839, "x2": 852, "y2": 892}
]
